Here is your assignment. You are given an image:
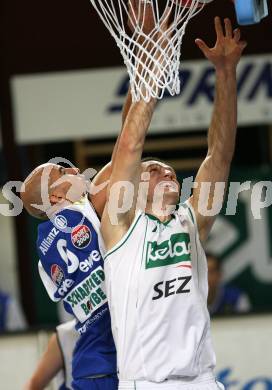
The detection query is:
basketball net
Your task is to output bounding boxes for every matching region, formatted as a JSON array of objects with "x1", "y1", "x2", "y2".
[{"x1": 90, "y1": 0, "x2": 205, "y2": 101}]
